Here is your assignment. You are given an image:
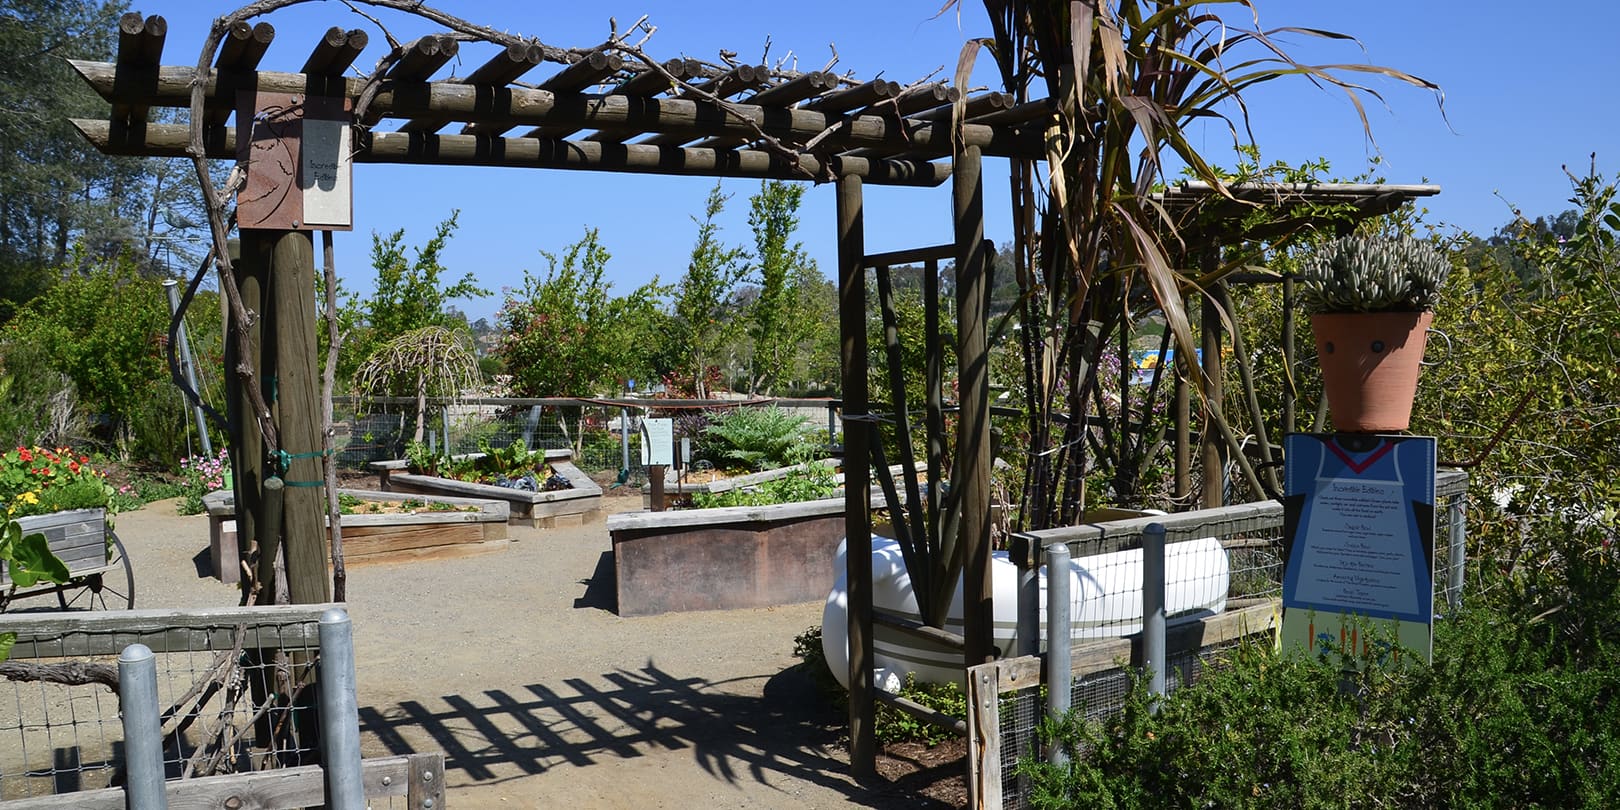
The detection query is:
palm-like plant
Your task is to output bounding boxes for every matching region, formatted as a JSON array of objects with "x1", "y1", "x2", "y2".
[{"x1": 916, "y1": 0, "x2": 1442, "y2": 625}]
